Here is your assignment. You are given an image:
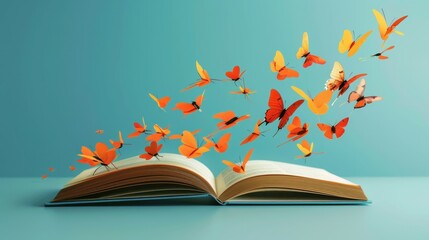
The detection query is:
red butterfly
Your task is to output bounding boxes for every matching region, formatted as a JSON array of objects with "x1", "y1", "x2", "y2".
[
  {"x1": 225, "y1": 65, "x2": 246, "y2": 84},
  {"x1": 317, "y1": 117, "x2": 349, "y2": 140},
  {"x1": 277, "y1": 116, "x2": 309, "y2": 147},
  {"x1": 139, "y1": 141, "x2": 163, "y2": 160},
  {"x1": 260, "y1": 89, "x2": 304, "y2": 136}
]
